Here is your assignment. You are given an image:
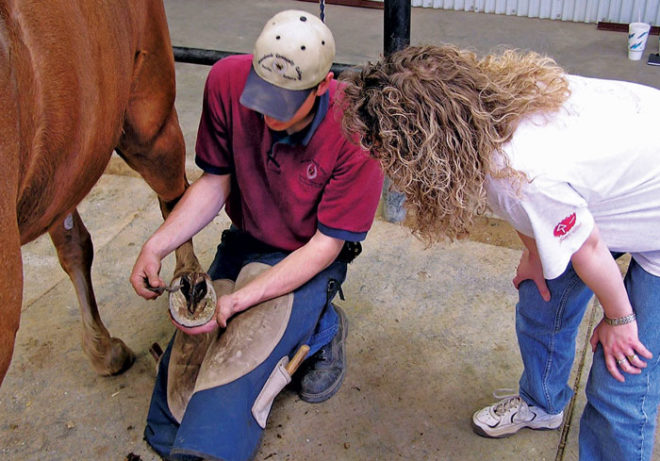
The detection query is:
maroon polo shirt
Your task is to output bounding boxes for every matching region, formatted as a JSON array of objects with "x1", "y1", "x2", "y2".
[{"x1": 195, "y1": 54, "x2": 384, "y2": 252}]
